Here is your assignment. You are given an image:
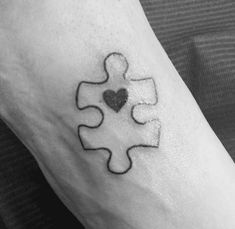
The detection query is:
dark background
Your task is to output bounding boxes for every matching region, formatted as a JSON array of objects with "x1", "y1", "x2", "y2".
[{"x1": 0, "y1": 0, "x2": 235, "y2": 228}]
